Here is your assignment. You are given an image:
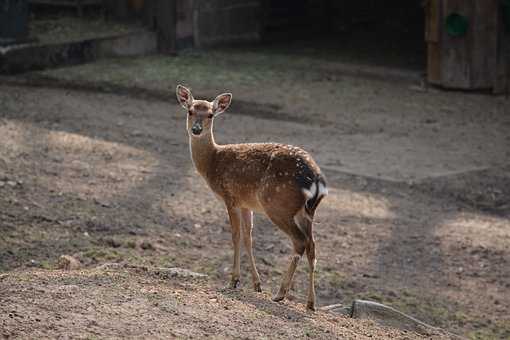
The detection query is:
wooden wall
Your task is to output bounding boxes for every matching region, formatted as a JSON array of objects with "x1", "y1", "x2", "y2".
[
  {"x1": 193, "y1": 0, "x2": 262, "y2": 47},
  {"x1": 495, "y1": 2, "x2": 510, "y2": 94},
  {"x1": 142, "y1": 1, "x2": 177, "y2": 54},
  {"x1": 426, "y1": 0, "x2": 501, "y2": 91}
]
